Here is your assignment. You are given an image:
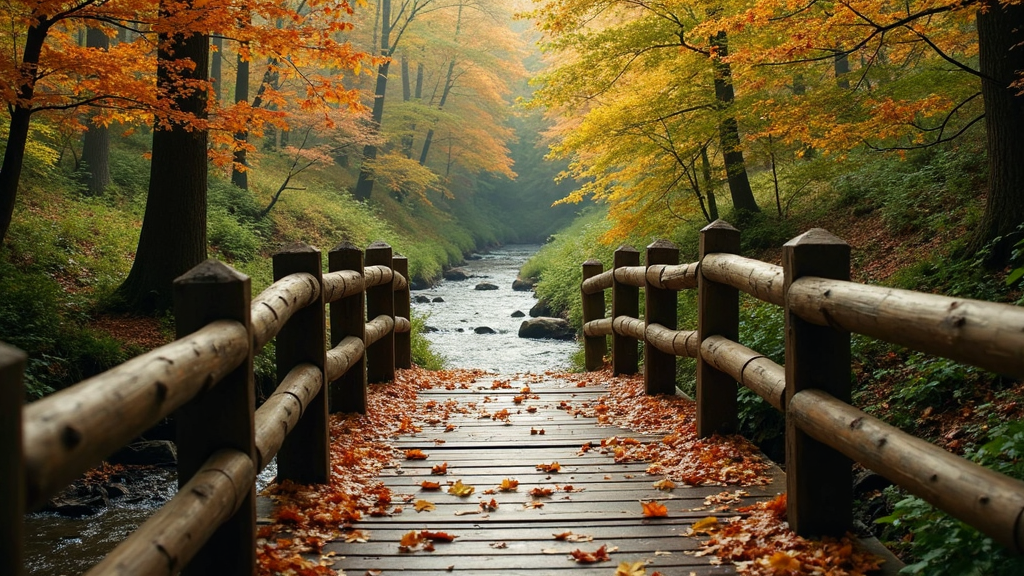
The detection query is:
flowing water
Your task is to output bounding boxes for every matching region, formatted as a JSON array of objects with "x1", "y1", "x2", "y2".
[
  {"x1": 24, "y1": 244, "x2": 573, "y2": 574},
  {"x1": 411, "y1": 244, "x2": 577, "y2": 374}
]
